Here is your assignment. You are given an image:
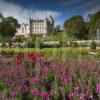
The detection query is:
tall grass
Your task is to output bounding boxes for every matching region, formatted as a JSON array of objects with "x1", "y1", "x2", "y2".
[{"x1": 0, "y1": 48, "x2": 100, "y2": 62}]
